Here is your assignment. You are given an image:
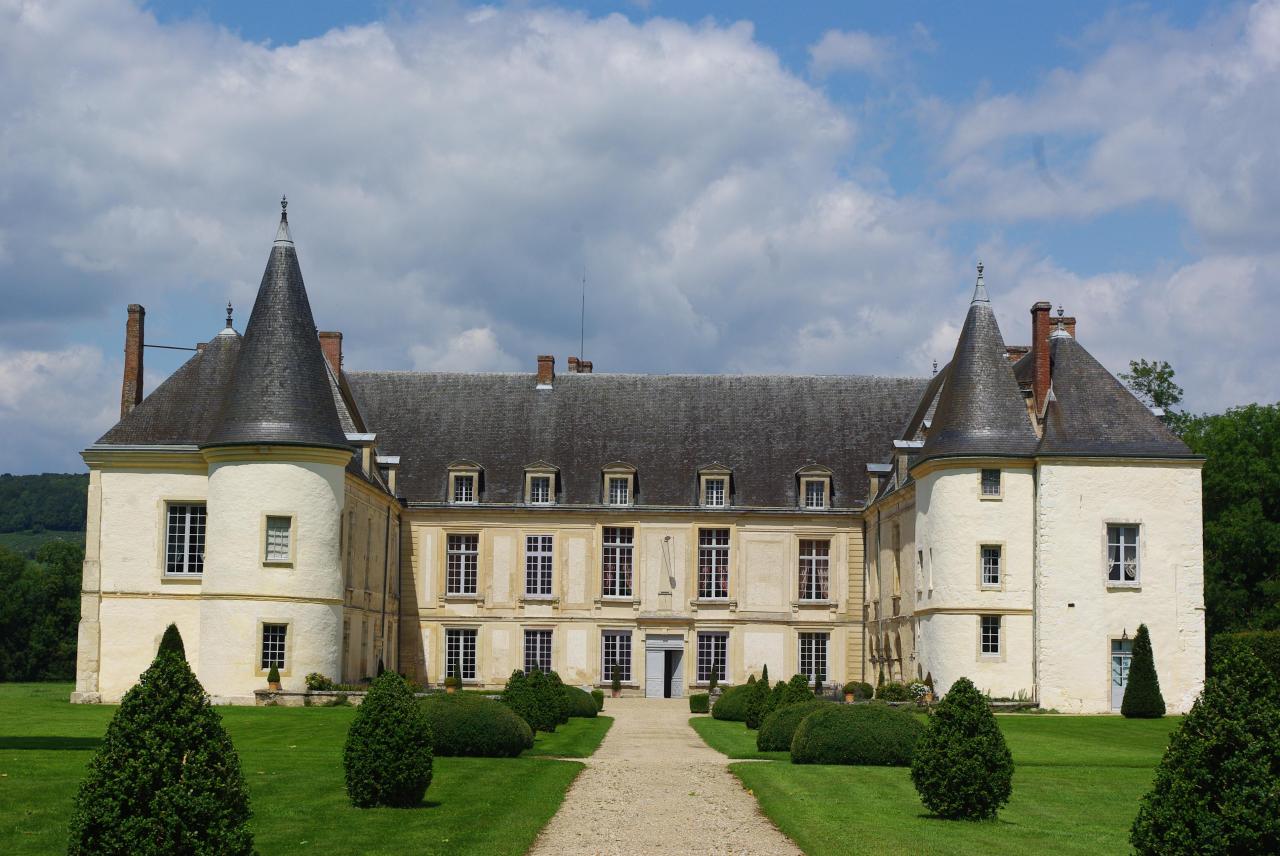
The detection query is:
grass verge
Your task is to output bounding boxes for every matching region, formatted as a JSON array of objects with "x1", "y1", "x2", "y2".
[
  {"x1": 0, "y1": 683, "x2": 581, "y2": 855},
  {"x1": 525, "y1": 716, "x2": 614, "y2": 758},
  {"x1": 688, "y1": 716, "x2": 788, "y2": 760}
]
